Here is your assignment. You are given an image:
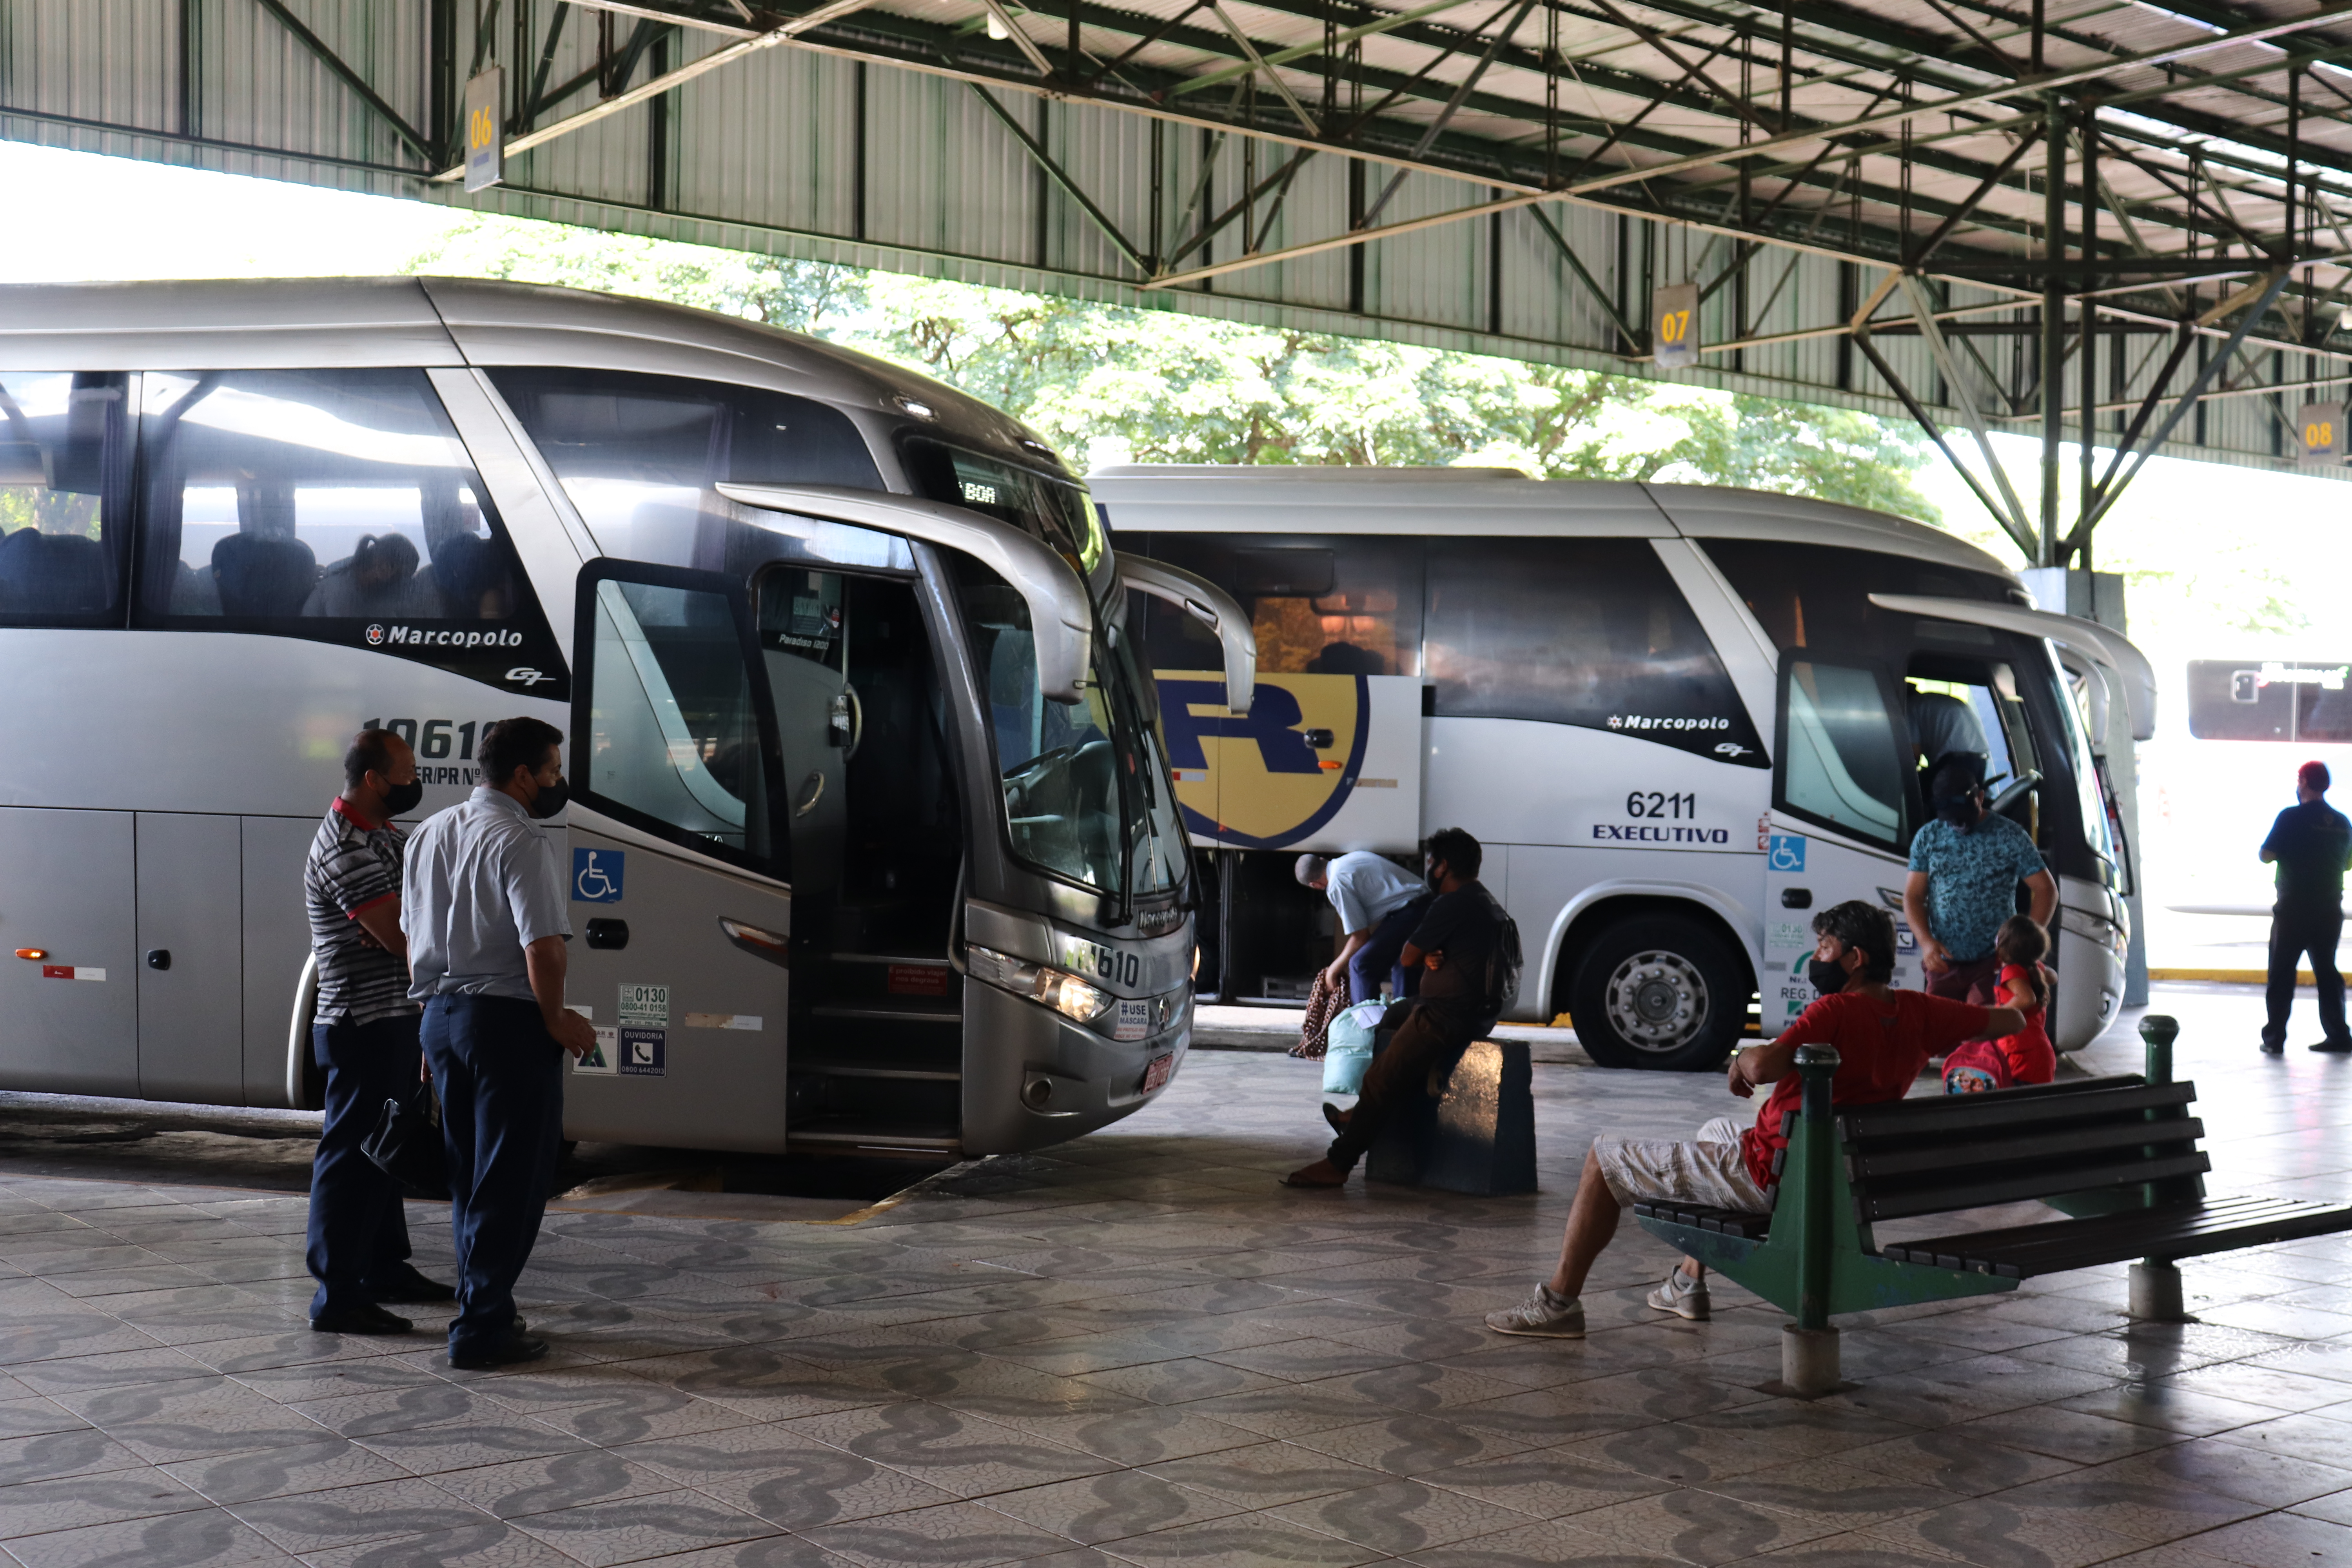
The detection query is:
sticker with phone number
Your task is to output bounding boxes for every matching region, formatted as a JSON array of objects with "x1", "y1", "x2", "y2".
[{"x1": 1142, "y1": 1053, "x2": 1176, "y2": 1093}]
